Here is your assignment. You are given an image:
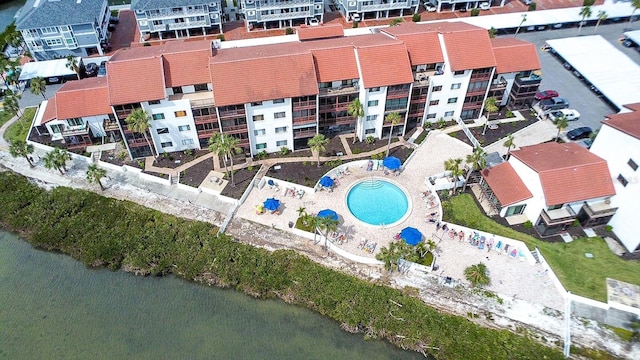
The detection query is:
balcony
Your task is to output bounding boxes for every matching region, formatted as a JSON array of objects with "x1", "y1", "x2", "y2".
[
  {"x1": 490, "y1": 78, "x2": 507, "y2": 90},
  {"x1": 387, "y1": 89, "x2": 410, "y2": 98},
  {"x1": 146, "y1": 8, "x2": 209, "y2": 20},
  {"x1": 260, "y1": 10, "x2": 312, "y2": 21},
  {"x1": 581, "y1": 201, "x2": 618, "y2": 218},
  {"x1": 194, "y1": 114, "x2": 219, "y2": 124},
  {"x1": 293, "y1": 129, "x2": 316, "y2": 139},
  {"x1": 540, "y1": 206, "x2": 577, "y2": 226},
  {"x1": 257, "y1": 0, "x2": 314, "y2": 10},
  {"x1": 470, "y1": 72, "x2": 492, "y2": 81},
  {"x1": 115, "y1": 109, "x2": 135, "y2": 120},
  {"x1": 319, "y1": 85, "x2": 358, "y2": 96},
  {"x1": 292, "y1": 100, "x2": 317, "y2": 109},
  {"x1": 62, "y1": 123, "x2": 89, "y2": 136},
  {"x1": 221, "y1": 124, "x2": 248, "y2": 132},
  {"x1": 515, "y1": 73, "x2": 542, "y2": 86},
  {"x1": 103, "y1": 120, "x2": 120, "y2": 131},
  {"x1": 218, "y1": 109, "x2": 246, "y2": 118},
  {"x1": 197, "y1": 128, "x2": 219, "y2": 138},
  {"x1": 362, "y1": 1, "x2": 410, "y2": 11},
  {"x1": 293, "y1": 116, "x2": 316, "y2": 126},
  {"x1": 319, "y1": 103, "x2": 349, "y2": 112},
  {"x1": 128, "y1": 138, "x2": 150, "y2": 147}
]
